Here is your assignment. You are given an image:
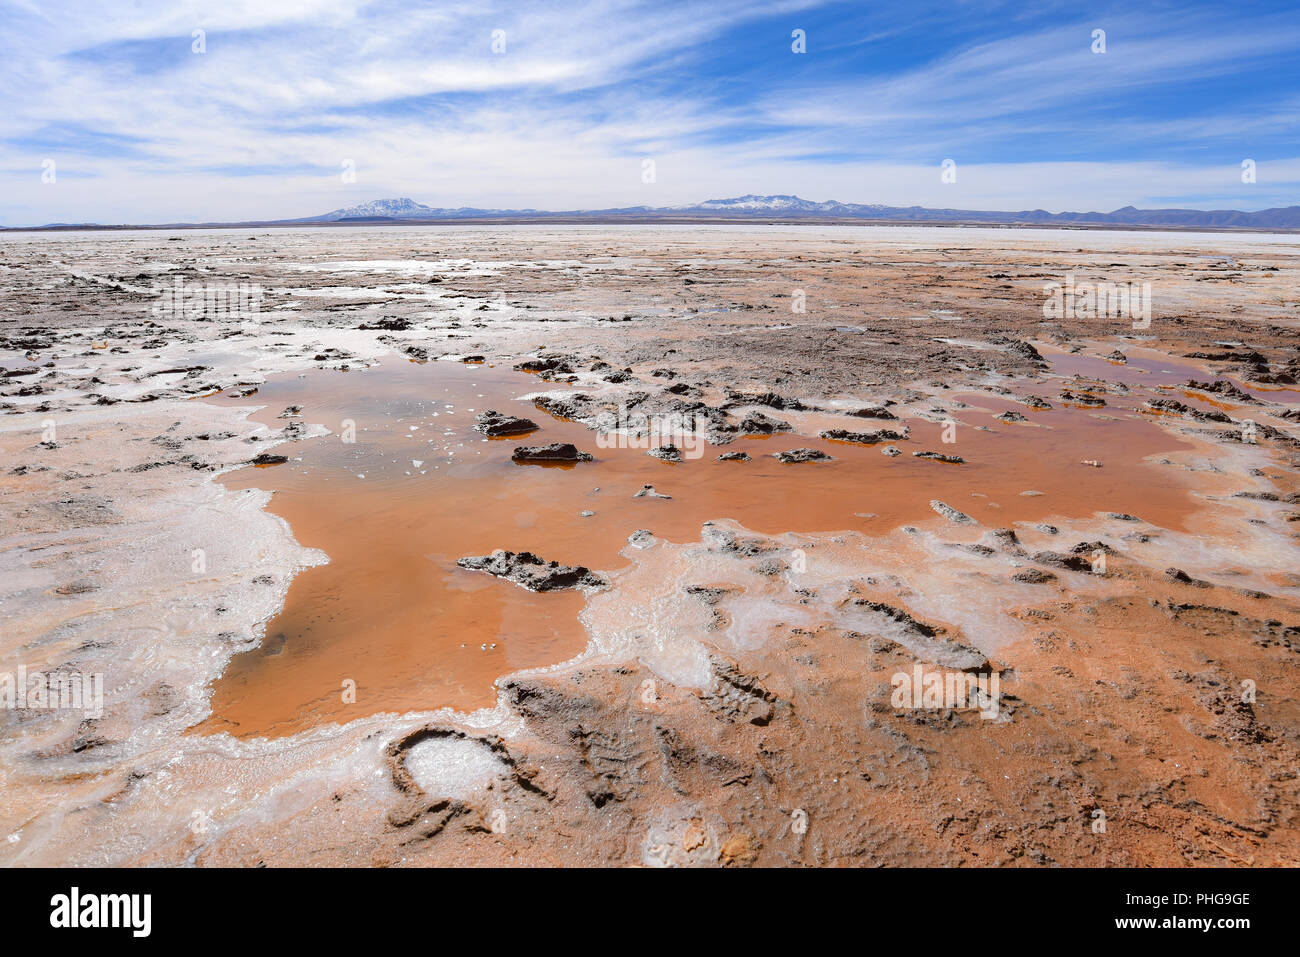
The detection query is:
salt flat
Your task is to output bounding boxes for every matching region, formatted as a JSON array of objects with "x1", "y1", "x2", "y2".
[{"x1": 1, "y1": 225, "x2": 1298, "y2": 866}]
